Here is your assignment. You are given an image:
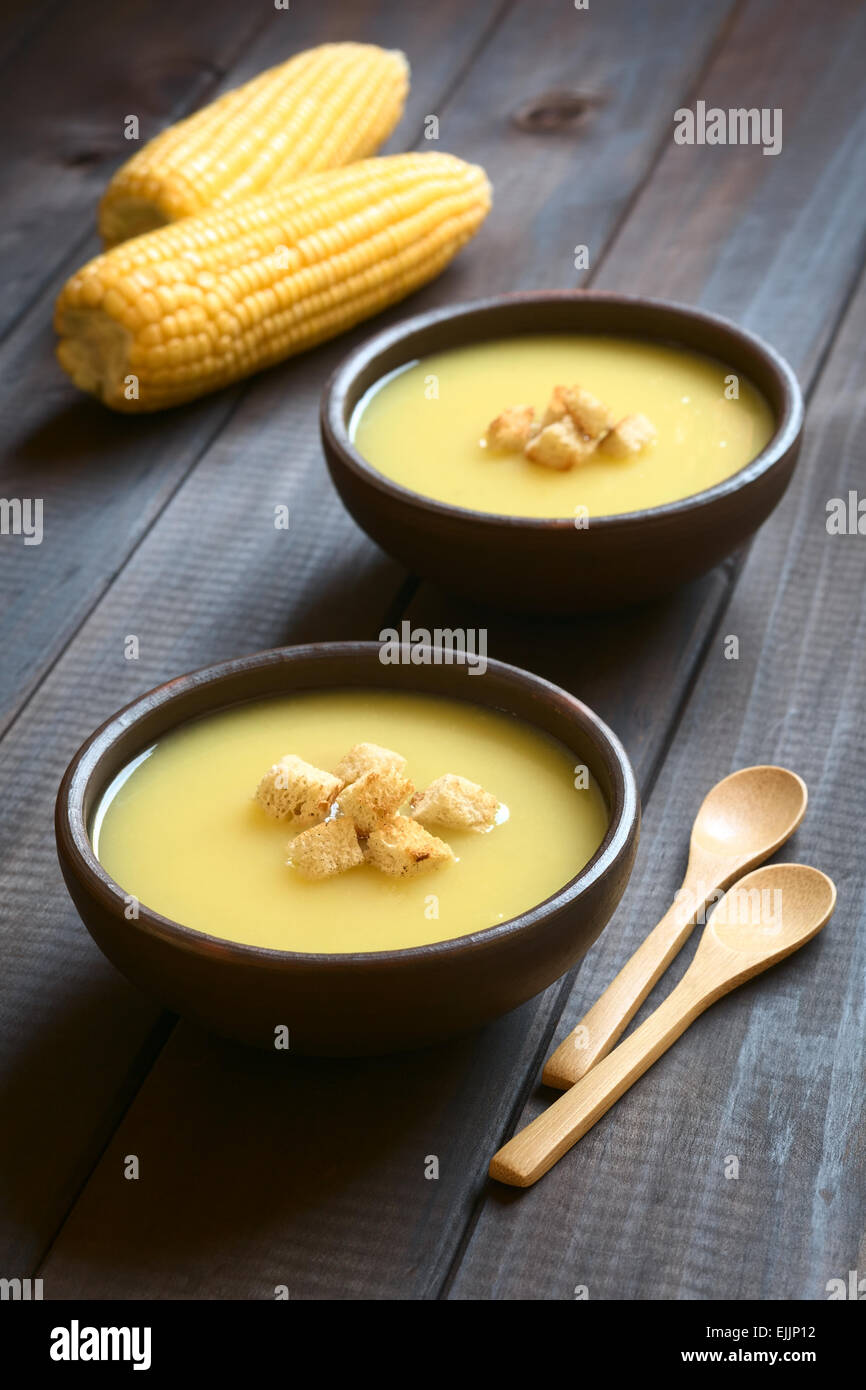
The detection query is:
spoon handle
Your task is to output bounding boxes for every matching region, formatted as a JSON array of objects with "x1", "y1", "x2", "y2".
[
  {"x1": 543, "y1": 893, "x2": 701, "y2": 1088},
  {"x1": 491, "y1": 972, "x2": 710, "y2": 1188}
]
